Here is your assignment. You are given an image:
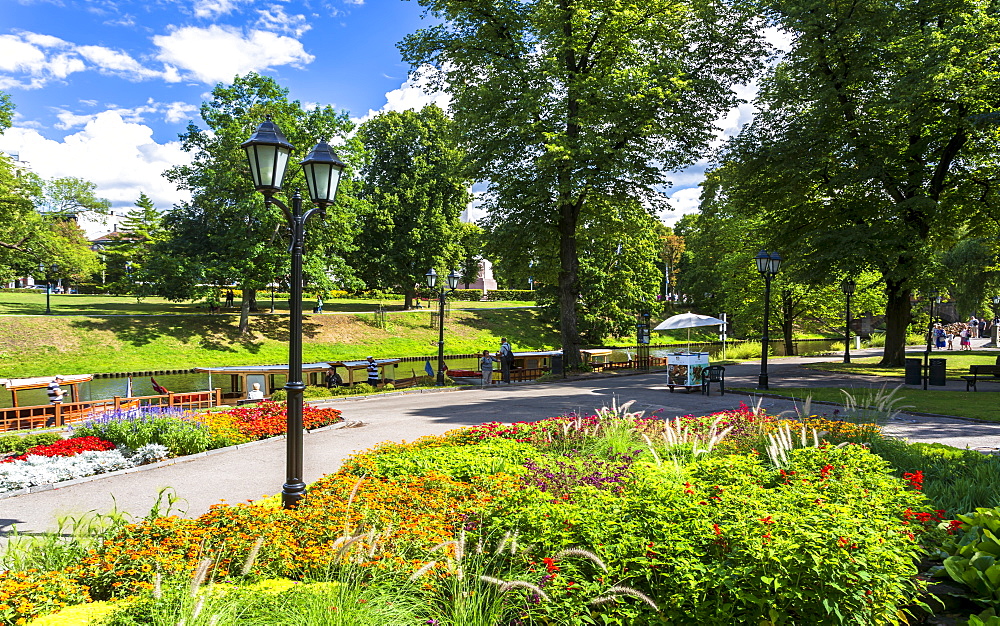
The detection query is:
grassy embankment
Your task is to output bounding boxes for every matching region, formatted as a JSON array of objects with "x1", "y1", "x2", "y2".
[{"x1": 0, "y1": 304, "x2": 559, "y2": 378}]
